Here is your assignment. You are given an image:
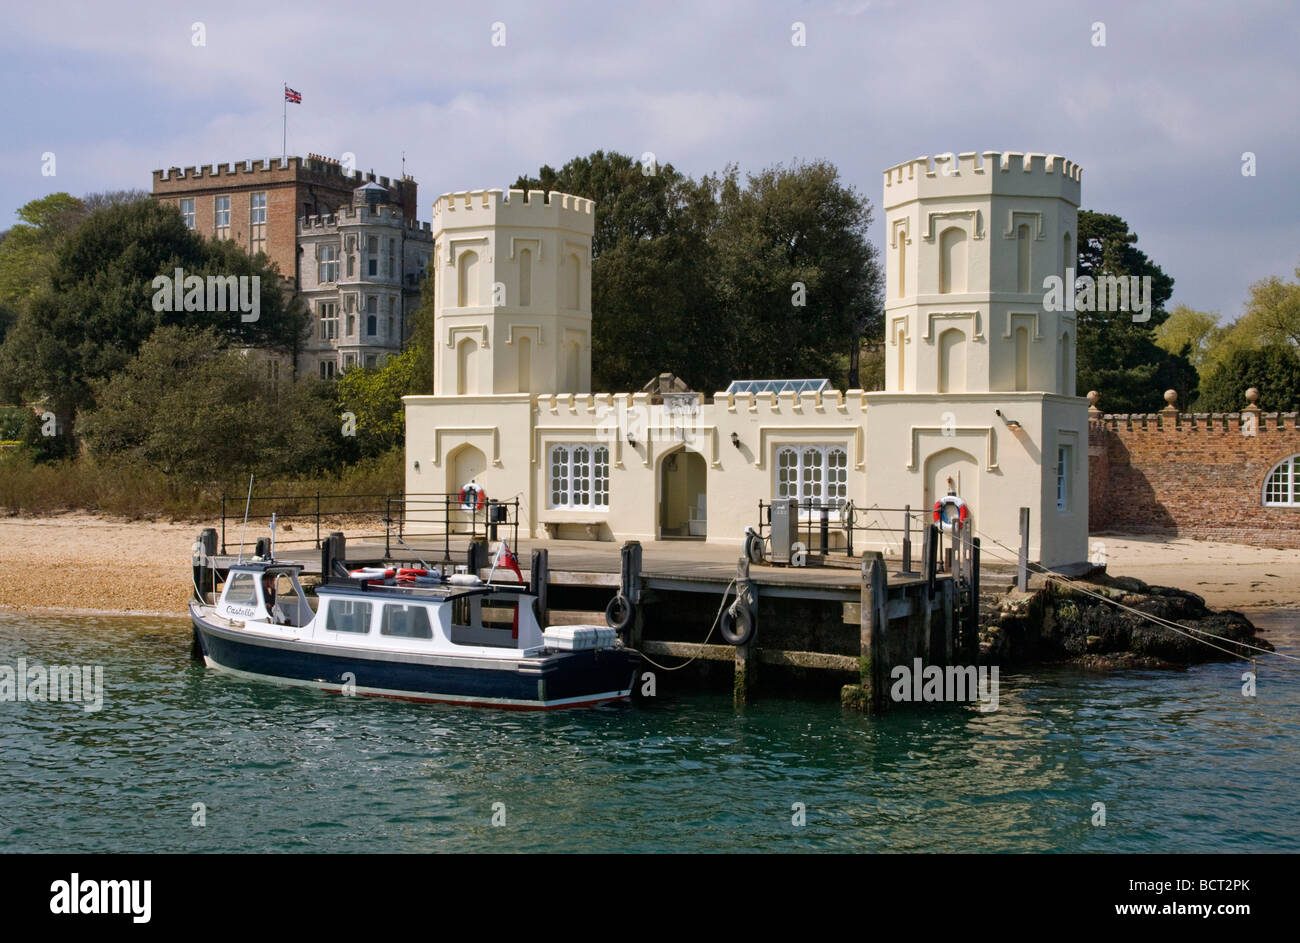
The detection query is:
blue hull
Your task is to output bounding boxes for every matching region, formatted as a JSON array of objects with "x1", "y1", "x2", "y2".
[{"x1": 193, "y1": 615, "x2": 640, "y2": 710}]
